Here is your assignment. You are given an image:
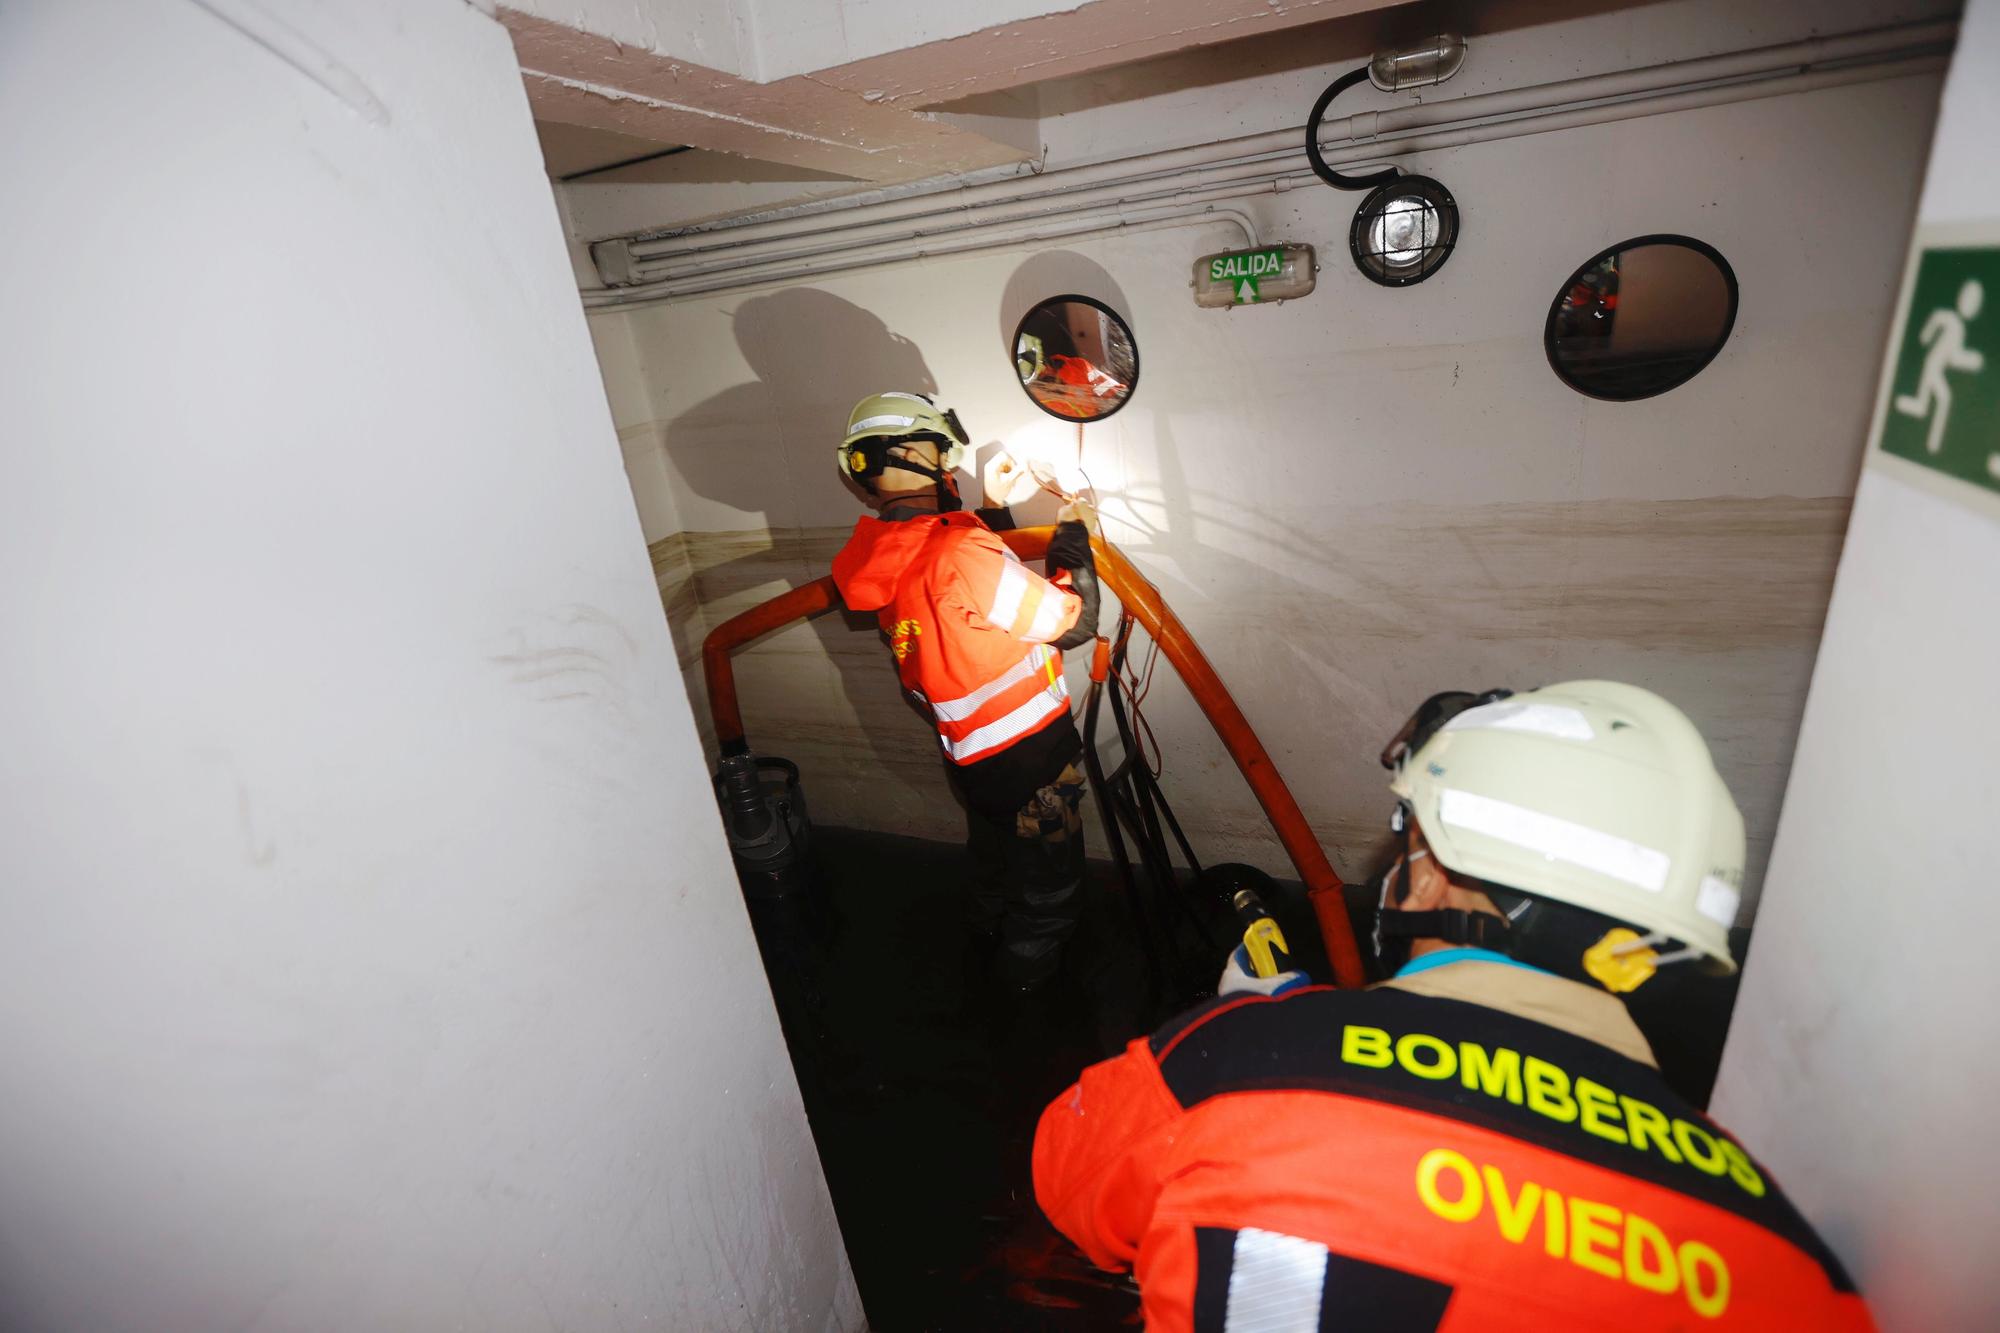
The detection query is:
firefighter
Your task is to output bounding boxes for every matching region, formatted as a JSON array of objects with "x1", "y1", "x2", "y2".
[
  {"x1": 831, "y1": 391, "x2": 1100, "y2": 995},
  {"x1": 1033, "y1": 681, "x2": 1874, "y2": 1331},
  {"x1": 1016, "y1": 332, "x2": 1129, "y2": 420}
]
